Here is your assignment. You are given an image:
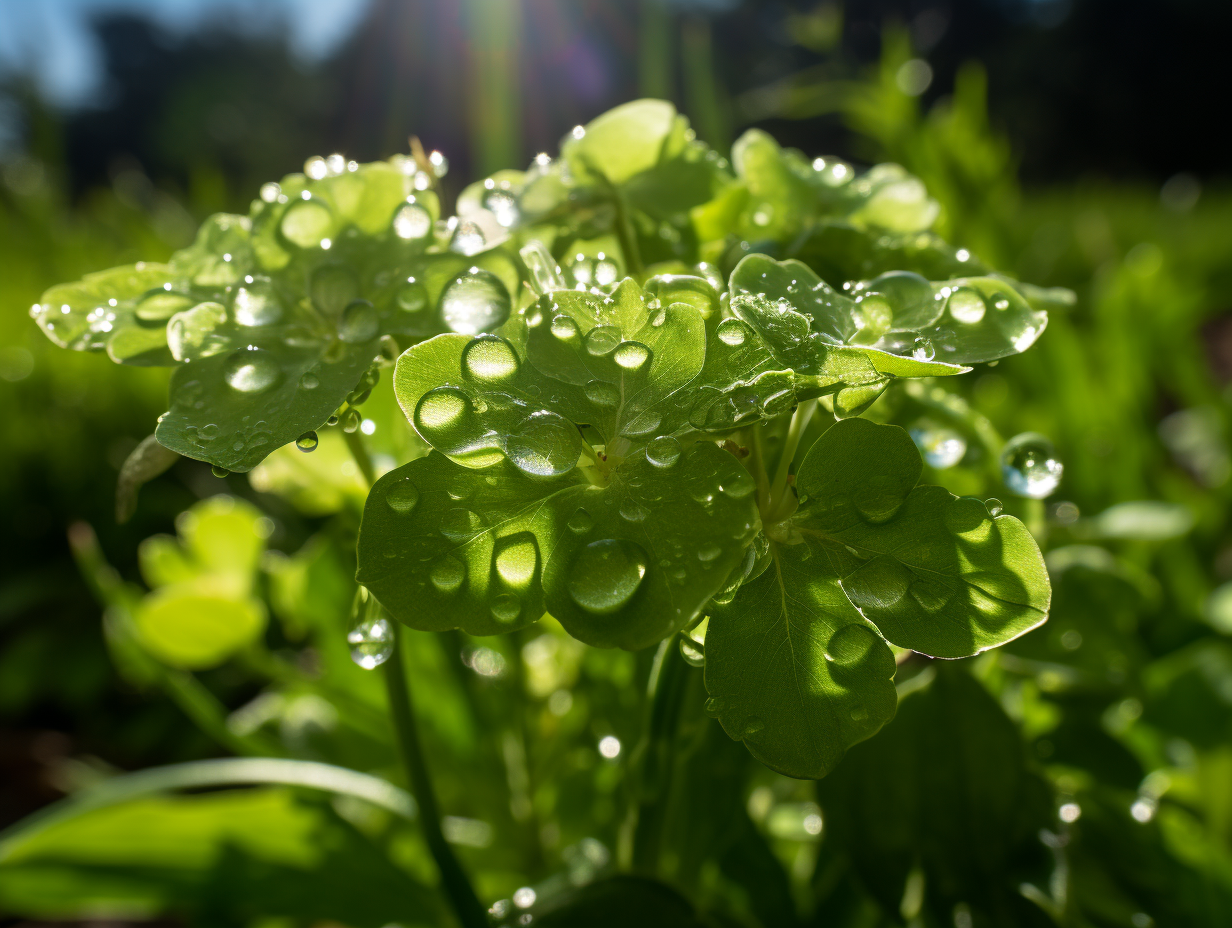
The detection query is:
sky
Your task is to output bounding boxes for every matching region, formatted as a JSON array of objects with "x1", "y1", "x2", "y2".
[{"x1": 0, "y1": 0, "x2": 372, "y2": 108}]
